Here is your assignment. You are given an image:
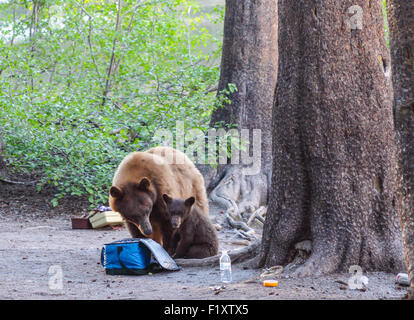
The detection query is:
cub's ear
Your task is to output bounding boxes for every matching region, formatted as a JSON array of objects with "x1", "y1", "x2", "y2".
[
  {"x1": 163, "y1": 194, "x2": 172, "y2": 206},
  {"x1": 110, "y1": 186, "x2": 124, "y2": 199},
  {"x1": 184, "y1": 197, "x2": 195, "y2": 207},
  {"x1": 137, "y1": 177, "x2": 151, "y2": 190}
]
